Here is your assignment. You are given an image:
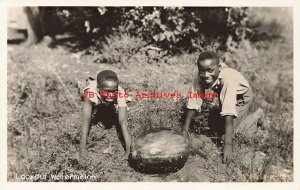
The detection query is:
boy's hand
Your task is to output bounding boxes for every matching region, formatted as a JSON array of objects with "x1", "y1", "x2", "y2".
[
  {"x1": 182, "y1": 129, "x2": 190, "y2": 138},
  {"x1": 79, "y1": 147, "x2": 88, "y2": 160},
  {"x1": 223, "y1": 144, "x2": 232, "y2": 163},
  {"x1": 122, "y1": 151, "x2": 130, "y2": 161},
  {"x1": 182, "y1": 109, "x2": 195, "y2": 137}
]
